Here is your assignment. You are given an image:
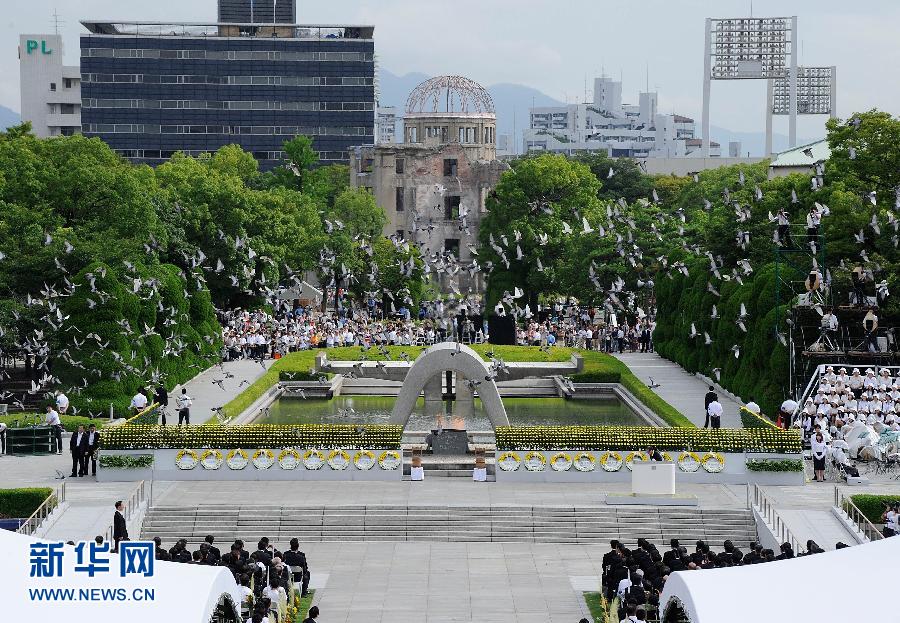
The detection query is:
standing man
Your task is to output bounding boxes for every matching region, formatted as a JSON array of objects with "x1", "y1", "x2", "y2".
[
  {"x1": 70, "y1": 425, "x2": 88, "y2": 477},
  {"x1": 707, "y1": 399, "x2": 723, "y2": 429},
  {"x1": 55, "y1": 390, "x2": 69, "y2": 415},
  {"x1": 112, "y1": 501, "x2": 128, "y2": 552},
  {"x1": 0, "y1": 421, "x2": 7, "y2": 455},
  {"x1": 129, "y1": 389, "x2": 148, "y2": 415},
  {"x1": 176, "y1": 388, "x2": 193, "y2": 425},
  {"x1": 703, "y1": 386, "x2": 718, "y2": 428},
  {"x1": 155, "y1": 383, "x2": 169, "y2": 425},
  {"x1": 45, "y1": 405, "x2": 63, "y2": 455},
  {"x1": 86, "y1": 424, "x2": 100, "y2": 476}
]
